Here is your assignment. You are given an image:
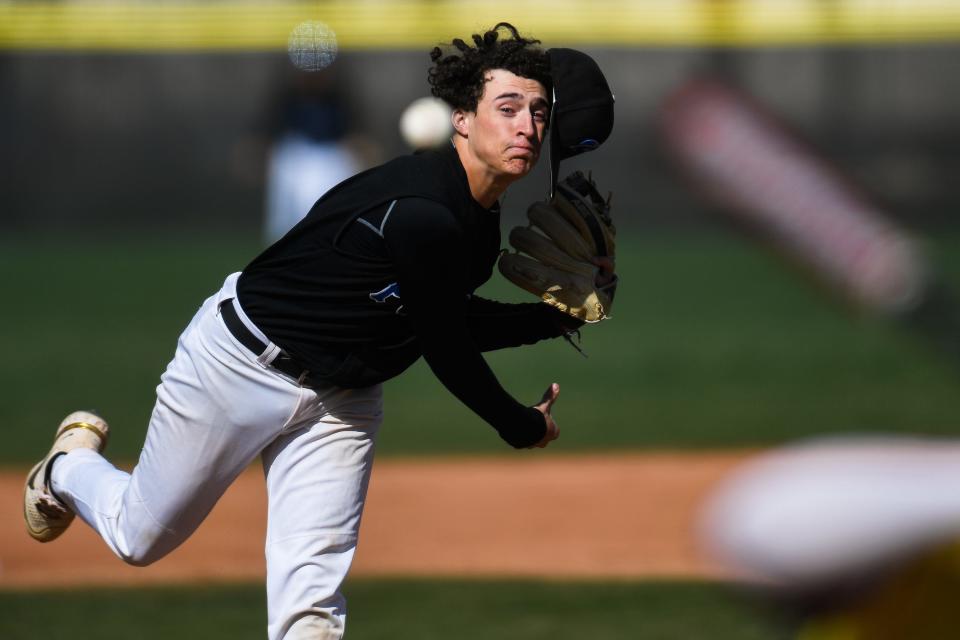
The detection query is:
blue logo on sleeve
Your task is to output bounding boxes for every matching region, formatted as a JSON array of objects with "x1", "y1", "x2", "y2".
[{"x1": 369, "y1": 282, "x2": 401, "y2": 303}]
